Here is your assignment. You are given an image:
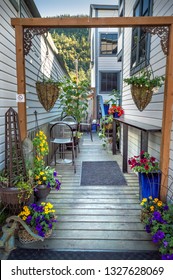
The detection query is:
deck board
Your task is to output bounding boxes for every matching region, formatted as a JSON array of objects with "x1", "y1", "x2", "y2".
[{"x1": 18, "y1": 133, "x2": 157, "y2": 252}]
